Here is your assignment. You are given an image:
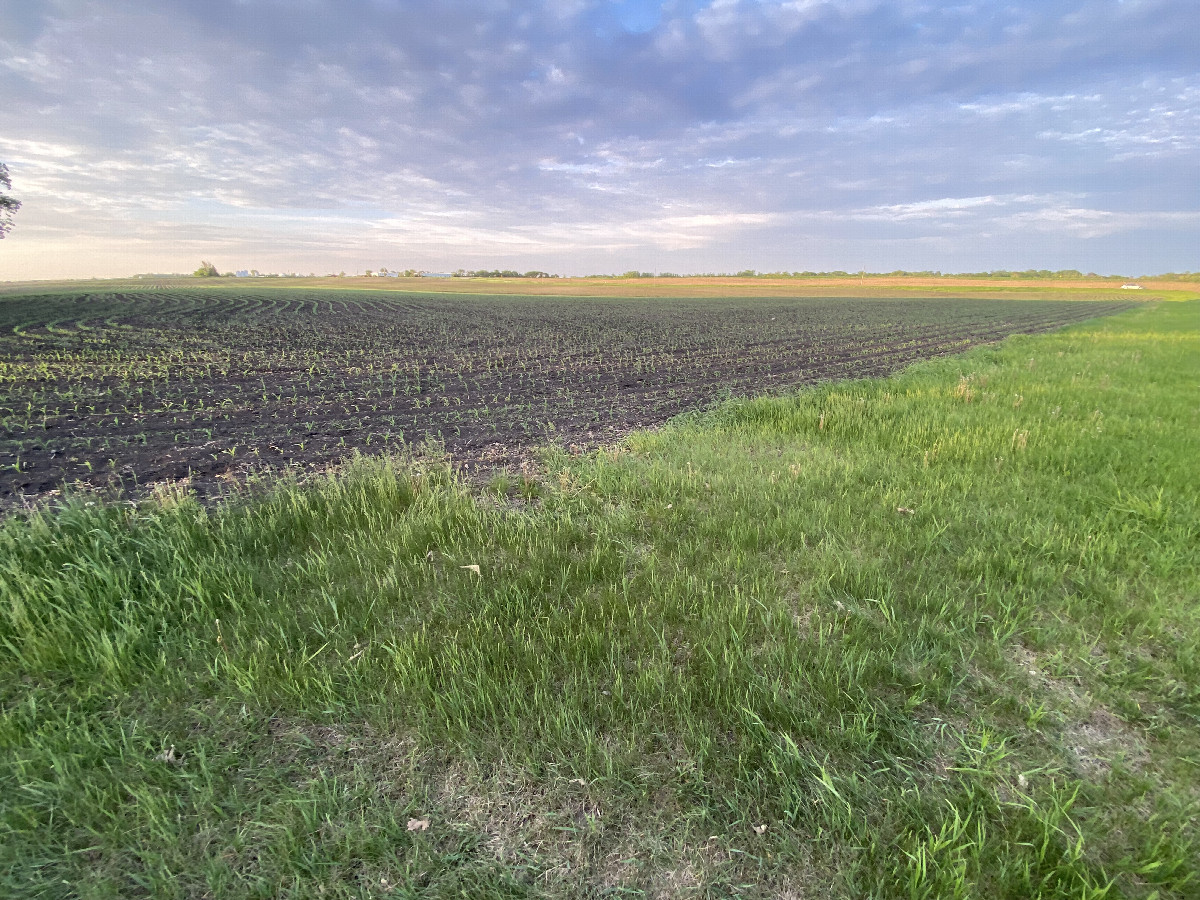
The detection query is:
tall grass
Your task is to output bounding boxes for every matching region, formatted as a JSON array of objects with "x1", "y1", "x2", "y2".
[{"x1": 2, "y1": 302, "x2": 1197, "y2": 898}]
